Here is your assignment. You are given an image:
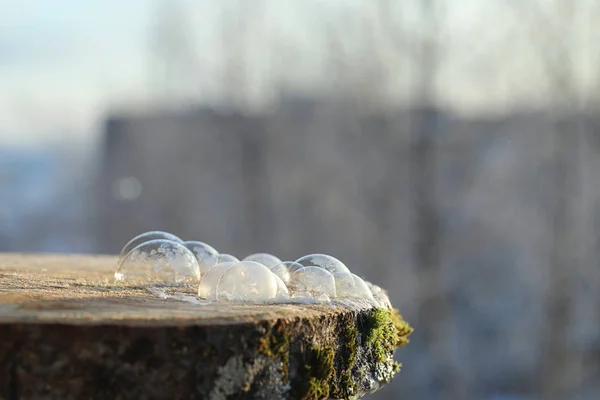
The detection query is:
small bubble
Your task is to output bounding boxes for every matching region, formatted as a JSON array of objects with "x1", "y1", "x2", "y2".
[
  {"x1": 197, "y1": 262, "x2": 235, "y2": 300},
  {"x1": 288, "y1": 266, "x2": 336, "y2": 298},
  {"x1": 216, "y1": 261, "x2": 278, "y2": 302},
  {"x1": 118, "y1": 231, "x2": 183, "y2": 265},
  {"x1": 243, "y1": 253, "x2": 282, "y2": 269},
  {"x1": 270, "y1": 262, "x2": 291, "y2": 284},
  {"x1": 334, "y1": 273, "x2": 376, "y2": 303},
  {"x1": 216, "y1": 253, "x2": 240, "y2": 264},
  {"x1": 273, "y1": 273, "x2": 289, "y2": 299},
  {"x1": 184, "y1": 241, "x2": 219, "y2": 275},
  {"x1": 294, "y1": 254, "x2": 350, "y2": 274},
  {"x1": 282, "y1": 261, "x2": 304, "y2": 274},
  {"x1": 366, "y1": 282, "x2": 392, "y2": 308},
  {"x1": 115, "y1": 239, "x2": 200, "y2": 285}
]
